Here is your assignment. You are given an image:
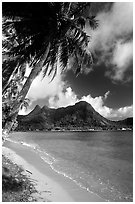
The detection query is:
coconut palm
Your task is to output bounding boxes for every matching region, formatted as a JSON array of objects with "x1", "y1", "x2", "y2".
[{"x1": 2, "y1": 2, "x2": 98, "y2": 134}]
